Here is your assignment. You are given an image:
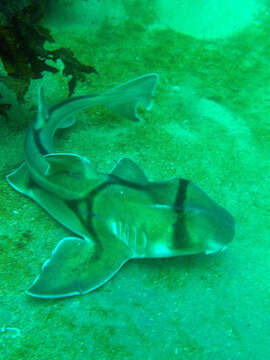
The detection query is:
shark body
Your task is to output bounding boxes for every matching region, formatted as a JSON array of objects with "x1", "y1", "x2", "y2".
[{"x1": 7, "y1": 74, "x2": 235, "y2": 298}]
